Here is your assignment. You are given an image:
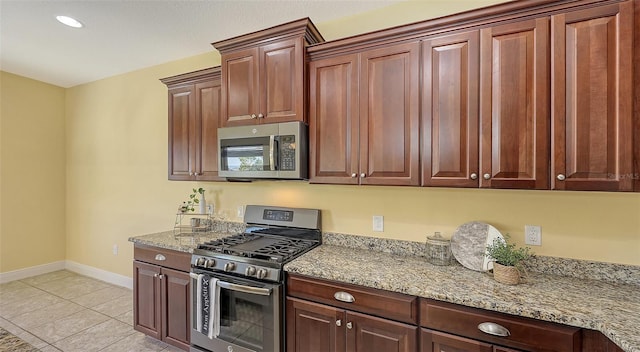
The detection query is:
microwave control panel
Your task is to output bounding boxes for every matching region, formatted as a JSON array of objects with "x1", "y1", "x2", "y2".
[{"x1": 279, "y1": 135, "x2": 296, "y2": 171}]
